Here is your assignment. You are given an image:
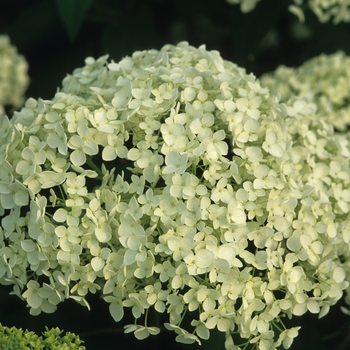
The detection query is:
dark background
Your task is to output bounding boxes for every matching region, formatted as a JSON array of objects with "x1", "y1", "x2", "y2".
[
  {"x1": 0, "y1": 0, "x2": 350, "y2": 349},
  {"x1": 3, "y1": 0, "x2": 350, "y2": 102}
]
